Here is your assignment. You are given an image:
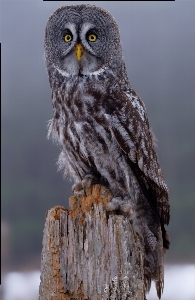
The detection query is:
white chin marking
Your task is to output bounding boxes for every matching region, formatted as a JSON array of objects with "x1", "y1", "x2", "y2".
[
  {"x1": 90, "y1": 66, "x2": 107, "y2": 76},
  {"x1": 56, "y1": 67, "x2": 71, "y2": 77},
  {"x1": 56, "y1": 64, "x2": 108, "y2": 77},
  {"x1": 56, "y1": 66, "x2": 107, "y2": 77}
]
